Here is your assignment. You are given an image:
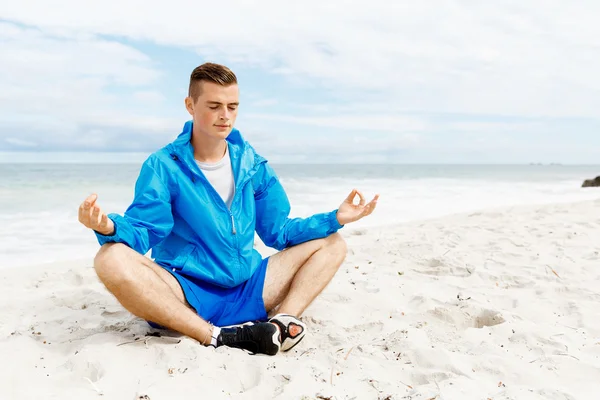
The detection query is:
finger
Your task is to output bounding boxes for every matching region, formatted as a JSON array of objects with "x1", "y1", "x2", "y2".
[
  {"x1": 356, "y1": 190, "x2": 366, "y2": 206},
  {"x1": 100, "y1": 213, "x2": 109, "y2": 228},
  {"x1": 366, "y1": 201, "x2": 377, "y2": 215},
  {"x1": 362, "y1": 195, "x2": 379, "y2": 216},
  {"x1": 83, "y1": 193, "x2": 97, "y2": 210},
  {"x1": 344, "y1": 189, "x2": 357, "y2": 203},
  {"x1": 360, "y1": 203, "x2": 373, "y2": 216},
  {"x1": 369, "y1": 194, "x2": 380, "y2": 209},
  {"x1": 79, "y1": 201, "x2": 92, "y2": 225},
  {"x1": 91, "y1": 206, "x2": 101, "y2": 227},
  {"x1": 96, "y1": 208, "x2": 105, "y2": 227},
  {"x1": 86, "y1": 193, "x2": 97, "y2": 206},
  {"x1": 78, "y1": 203, "x2": 85, "y2": 223}
]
